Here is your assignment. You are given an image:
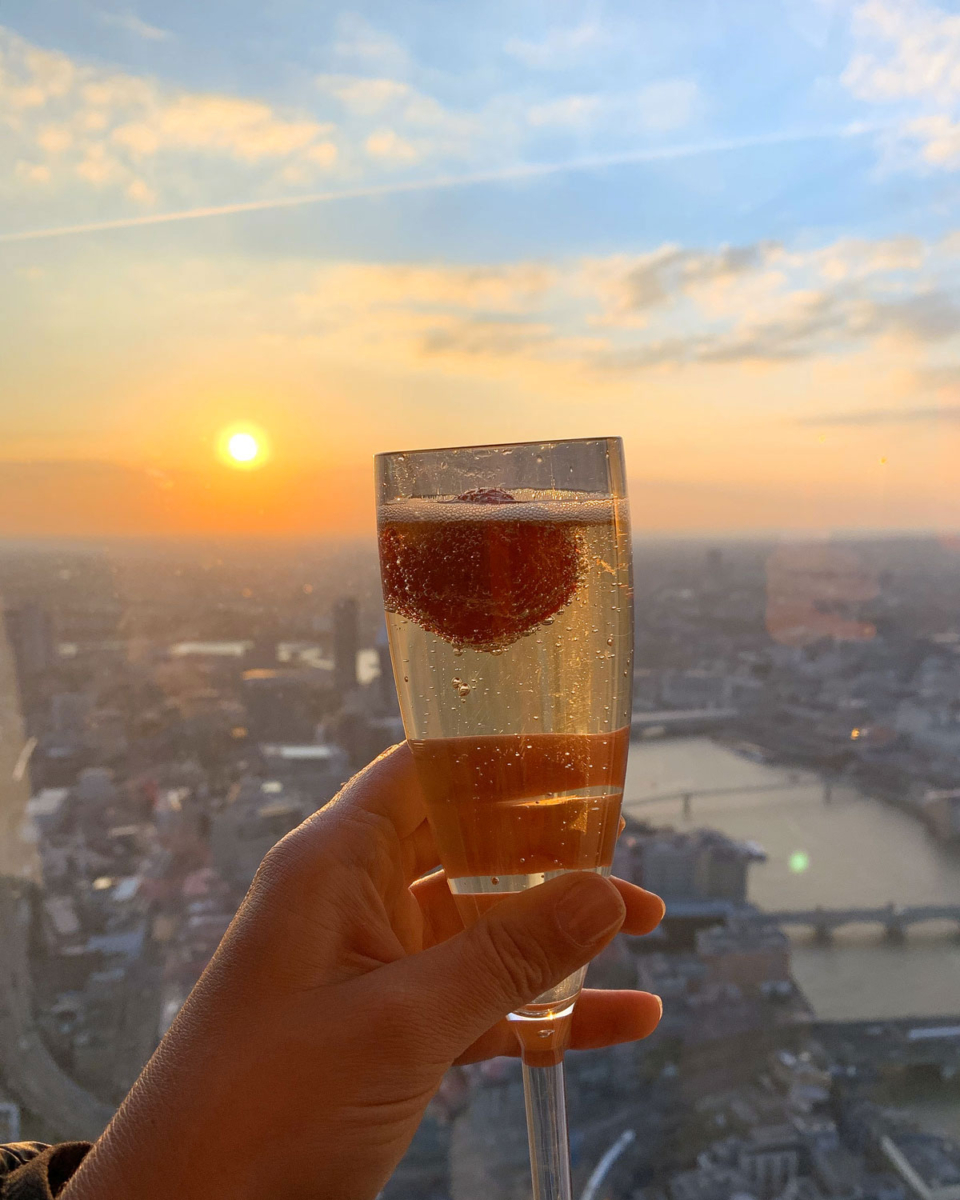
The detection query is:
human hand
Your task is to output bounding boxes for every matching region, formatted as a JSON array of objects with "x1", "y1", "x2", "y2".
[{"x1": 63, "y1": 743, "x2": 664, "y2": 1200}]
